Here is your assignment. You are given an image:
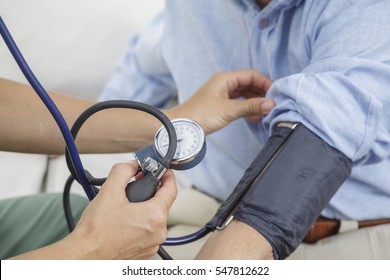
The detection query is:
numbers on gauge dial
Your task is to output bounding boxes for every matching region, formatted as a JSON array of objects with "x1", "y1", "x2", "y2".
[{"x1": 155, "y1": 119, "x2": 204, "y2": 162}]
